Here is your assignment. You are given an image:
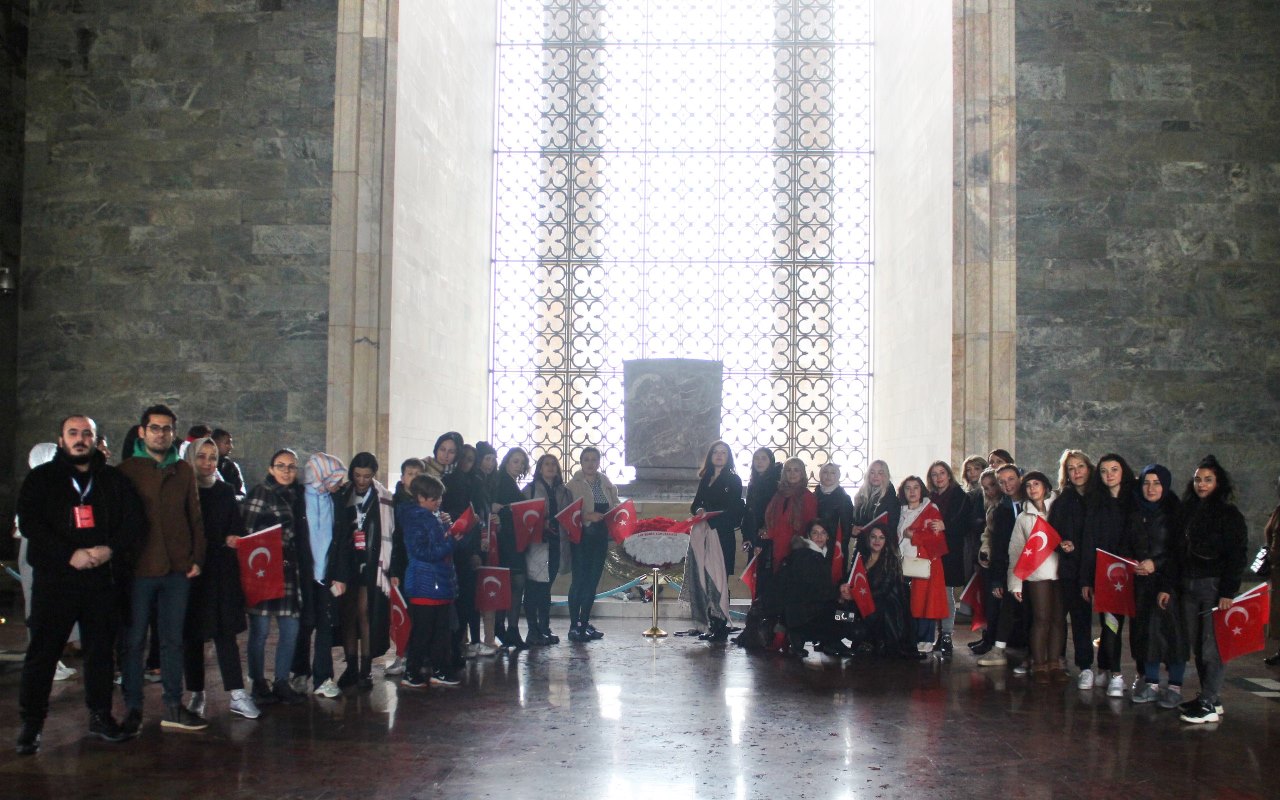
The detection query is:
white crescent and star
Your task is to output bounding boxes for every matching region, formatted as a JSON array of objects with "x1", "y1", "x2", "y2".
[
  {"x1": 1224, "y1": 605, "x2": 1250, "y2": 636},
  {"x1": 482, "y1": 576, "x2": 502, "y2": 598},
  {"x1": 1106, "y1": 562, "x2": 1128, "y2": 592},
  {"x1": 391, "y1": 605, "x2": 406, "y2": 628},
  {"x1": 1027, "y1": 531, "x2": 1048, "y2": 553},
  {"x1": 248, "y1": 546, "x2": 272, "y2": 579},
  {"x1": 522, "y1": 509, "x2": 541, "y2": 530}
]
